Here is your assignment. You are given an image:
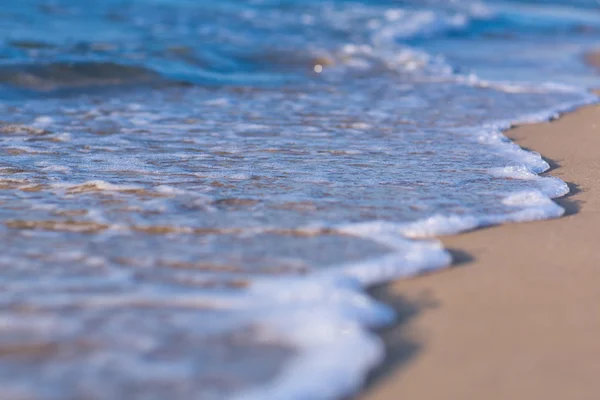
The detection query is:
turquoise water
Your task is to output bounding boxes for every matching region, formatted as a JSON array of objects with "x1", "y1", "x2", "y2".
[{"x1": 0, "y1": 1, "x2": 598, "y2": 399}]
